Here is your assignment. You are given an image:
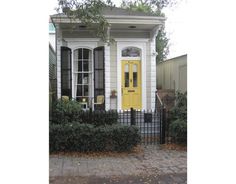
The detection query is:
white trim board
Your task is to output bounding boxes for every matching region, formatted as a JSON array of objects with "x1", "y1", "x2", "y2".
[
  {"x1": 64, "y1": 38, "x2": 100, "y2": 42},
  {"x1": 66, "y1": 40, "x2": 98, "y2": 103},
  {"x1": 115, "y1": 38, "x2": 149, "y2": 42},
  {"x1": 117, "y1": 41, "x2": 147, "y2": 110}
]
